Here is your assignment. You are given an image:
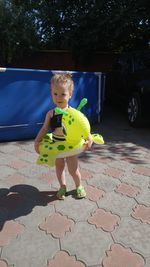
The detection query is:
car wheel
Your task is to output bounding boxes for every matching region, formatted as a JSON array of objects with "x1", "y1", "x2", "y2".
[{"x1": 127, "y1": 93, "x2": 142, "y2": 127}]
